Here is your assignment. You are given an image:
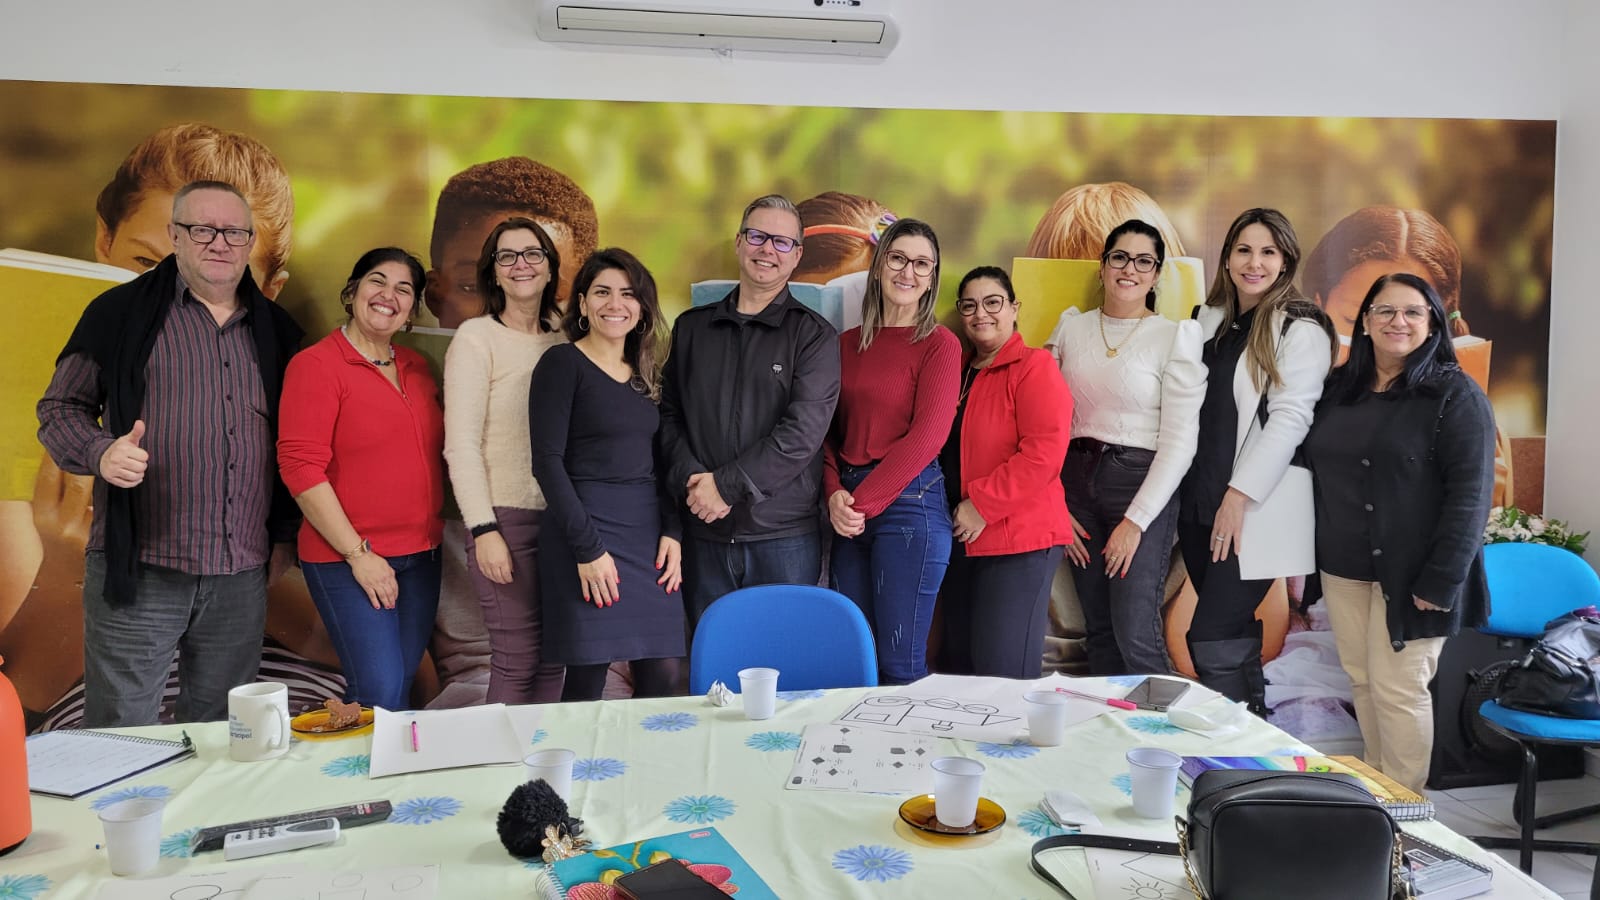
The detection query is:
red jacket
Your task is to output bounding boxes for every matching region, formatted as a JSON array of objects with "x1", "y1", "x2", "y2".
[
  {"x1": 958, "y1": 332, "x2": 1074, "y2": 557},
  {"x1": 278, "y1": 330, "x2": 445, "y2": 563}
]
